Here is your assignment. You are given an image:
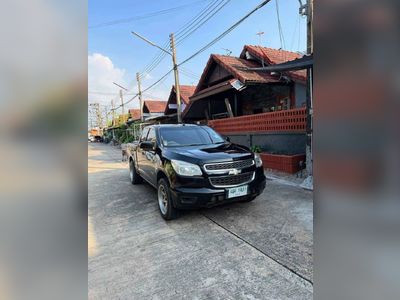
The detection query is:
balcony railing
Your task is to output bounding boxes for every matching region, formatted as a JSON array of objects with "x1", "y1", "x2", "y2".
[{"x1": 208, "y1": 108, "x2": 306, "y2": 134}]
